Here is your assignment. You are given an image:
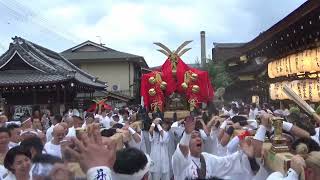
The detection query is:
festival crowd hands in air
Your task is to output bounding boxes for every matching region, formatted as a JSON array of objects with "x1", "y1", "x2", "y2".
[{"x1": 0, "y1": 102, "x2": 319, "y2": 180}]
